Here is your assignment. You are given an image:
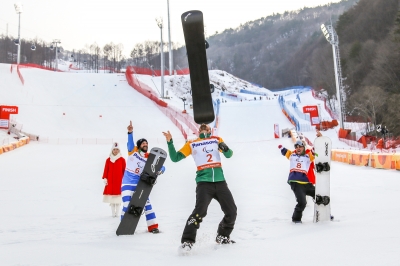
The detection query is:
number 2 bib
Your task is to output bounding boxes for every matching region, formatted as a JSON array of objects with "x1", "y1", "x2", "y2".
[{"x1": 191, "y1": 139, "x2": 222, "y2": 171}]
